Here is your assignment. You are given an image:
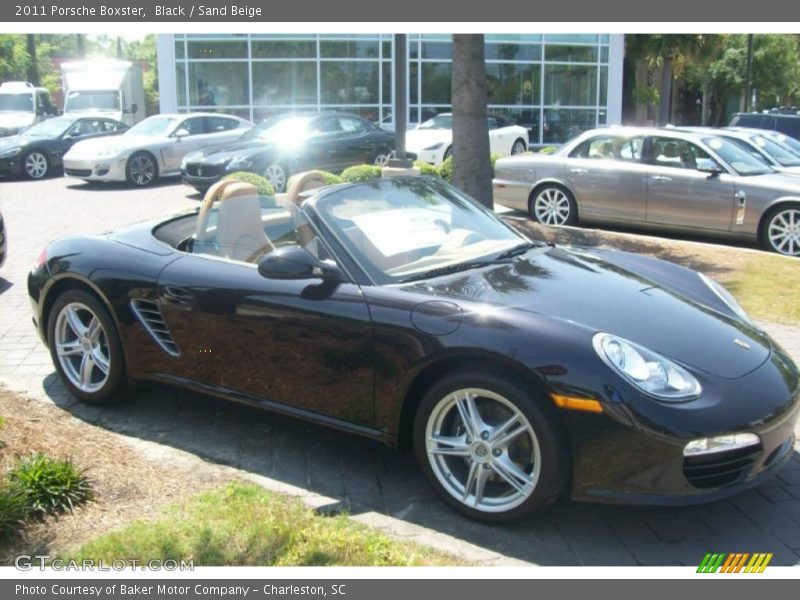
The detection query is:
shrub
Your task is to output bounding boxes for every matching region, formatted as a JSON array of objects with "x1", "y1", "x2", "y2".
[
  {"x1": 413, "y1": 161, "x2": 441, "y2": 178},
  {"x1": 538, "y1": 146, "x2": 558, "y2": 154},
  {"x1": 340, "y1": 164, "x2": 382, "y2": 183},
  {"x1": 439, "y1": 156, "x2": 454, "y2": 182},
  {"x1": 221, "y1": 171, "x2": 275, "y2": 196},
  {"x1": 7, "y1": 454, "x2": 93, "y2": 517},
  {"x1": 286, "y1": 171, "x2": 343, "y2": 190},
  {"x1": 0, "y1": 485, "x2": 26, "y2": 540}
]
